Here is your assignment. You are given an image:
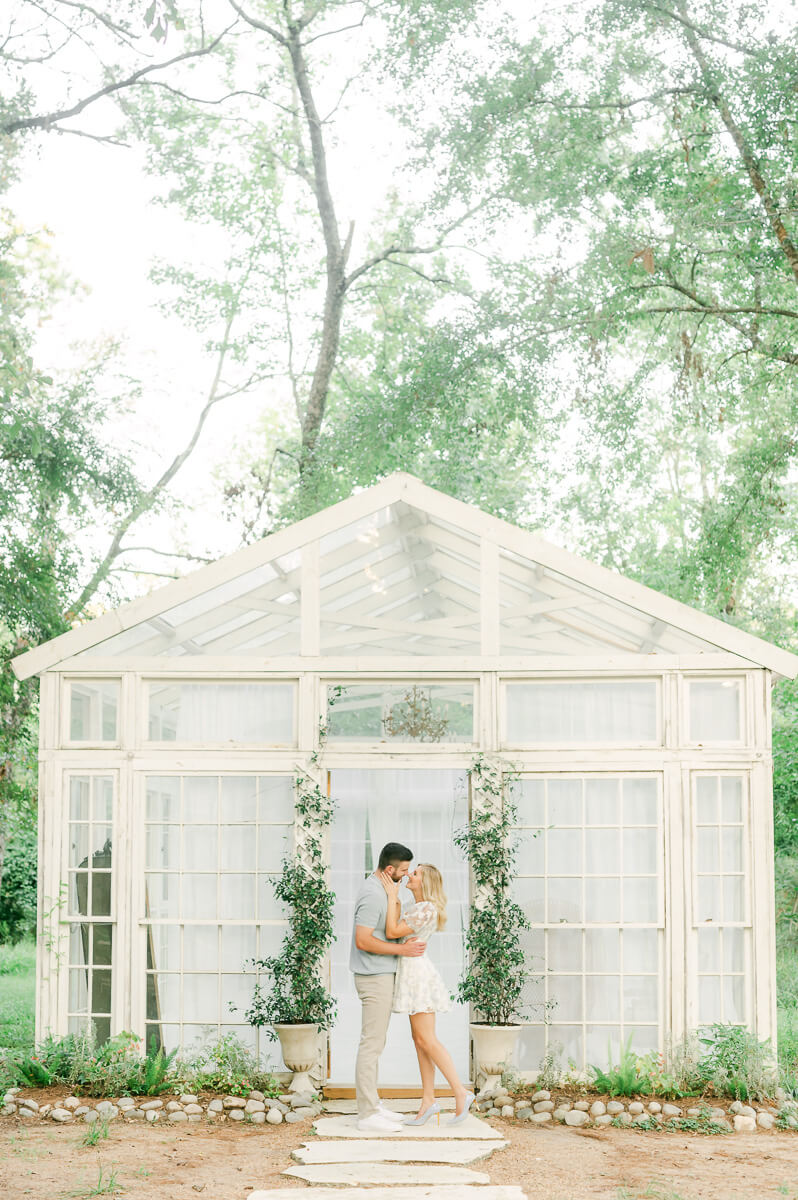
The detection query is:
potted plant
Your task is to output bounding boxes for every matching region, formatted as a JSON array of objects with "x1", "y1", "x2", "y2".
[
  {"x1": 246, "y1": 771, "x2": 336, "y2": 1092},
  {"x1": 455, "y1": 755, "x2": 536, "y2": 1091}
]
